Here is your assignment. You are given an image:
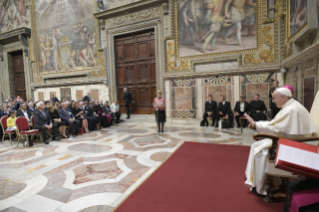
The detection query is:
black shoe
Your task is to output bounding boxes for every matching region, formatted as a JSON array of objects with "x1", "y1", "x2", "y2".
[
  {"x1": 44, "y1": 140, "x2": 49, "y2": 144},
  {"x1": 52, "y1": 137, "x2": 60, "y2": 141},
  {"x1": 251, "y1": 187, "x2": 257, "y2": 194}
]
